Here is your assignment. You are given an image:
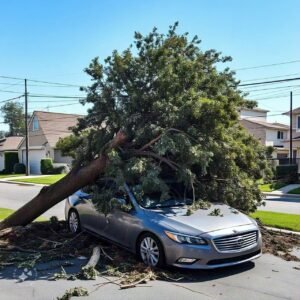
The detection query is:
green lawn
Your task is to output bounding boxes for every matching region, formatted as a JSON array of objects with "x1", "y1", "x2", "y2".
[
  {"x1": 0, "y1": 207, "x2": 46, "y2": 221},
  {"x1": 0, "y1": 174, "x2": 25, "y2": 179},
  {"x1": 10, "y1": 174, "x2": 66, "y2": 185},
  {"x1": 250, "y1": 211, "x2": 300, "y2": 232},
  {"x1": 258, "y1": 182, "x2": 287, "y2": 192},
  {"x1": 288, "y1": 187, "x2": 300, "y2": 194}
]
